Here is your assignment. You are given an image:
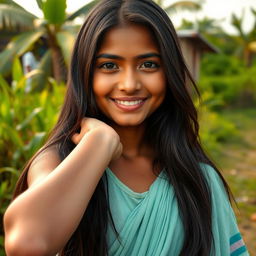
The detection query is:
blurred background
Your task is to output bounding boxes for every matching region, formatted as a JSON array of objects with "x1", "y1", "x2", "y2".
[{"x1": 0, "y1": 0, "x2": 255, "y2": 255}]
